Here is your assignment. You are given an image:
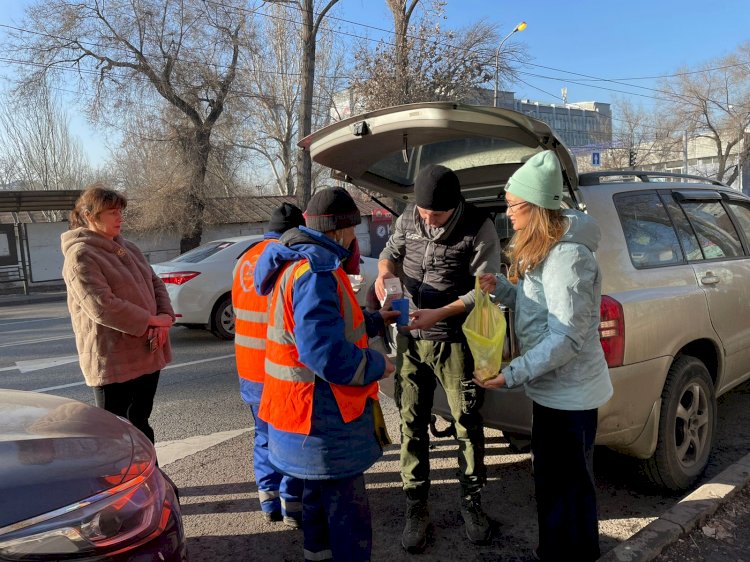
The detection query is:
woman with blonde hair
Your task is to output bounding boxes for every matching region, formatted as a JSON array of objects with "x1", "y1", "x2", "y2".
[
  {"x1": 475, "y1": 151, "x2": 613, "y2": 561},
  {"x1": 62, "y1": 183, "x2": 174, "y2": 444}
]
